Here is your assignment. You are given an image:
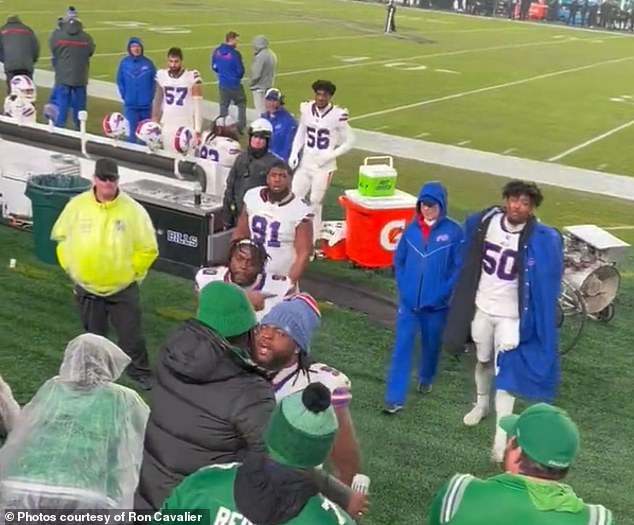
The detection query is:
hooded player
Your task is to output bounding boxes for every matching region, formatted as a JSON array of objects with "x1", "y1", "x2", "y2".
[
  {"x1": 289, "y1": 80, "x2": 355, "y2": 245},
  {"x1": 116, "y1": 37, "x2": 157, "y2": 143},
  {"x1": 384, "y1": 182, "x2": 463, "y2": 414},
  {"x1": 4, "y1": 75, "x2": 37, "y2": 124},
  {"x1": 194, "y1": 238, "x2": 294, "y2": 320},
  {"x1": 255, "y1": 293, "x2": 362, "y2": 486},
  {"x1": 443, "y1": 180, "x2": 564, "y2": 463}
]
